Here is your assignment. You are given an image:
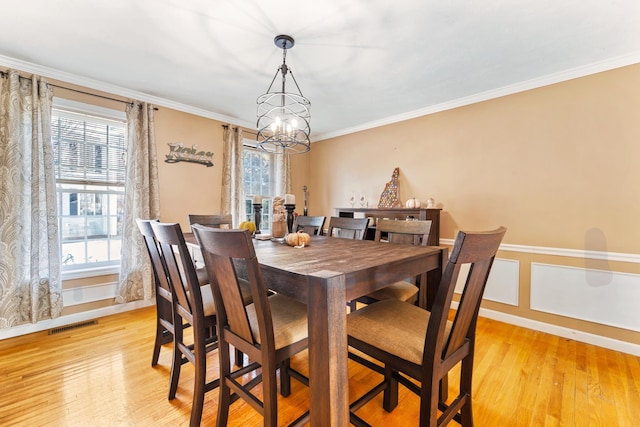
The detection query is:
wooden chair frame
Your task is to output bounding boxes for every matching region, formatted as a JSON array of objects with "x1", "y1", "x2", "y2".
[
  {"x1": 193, "y1": 225, "x2": 310, "y2": 427},
  {"x1": 349, "y1": 219, "x2": 432, "y2": 310},
  {"x1": 151, "y1": 222, "x2": 220, "y2": 427},
  {"x1": 187, "y1": 213, "x2": 233, "y2": 230},
  {"x1": 327, "y1": 216, "x2": 369, "y2": 240},
  {"x1": 136, "y1": 218, "x2": 176, "y2": 368},
  {"x1": 293, "y1": 215, "x2": 326, "y2": 235},
  {"x1": 348, "y1": 227, "x2": 506, "y2": 426}
]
